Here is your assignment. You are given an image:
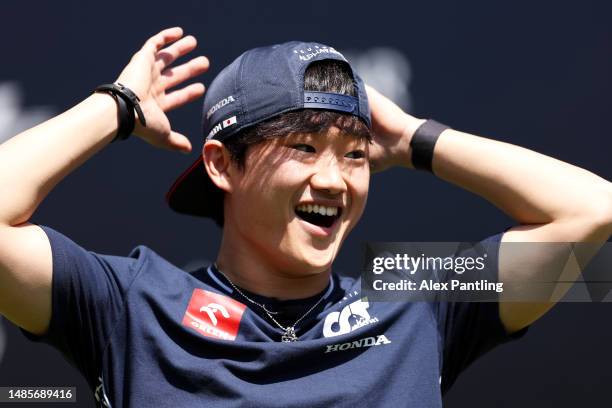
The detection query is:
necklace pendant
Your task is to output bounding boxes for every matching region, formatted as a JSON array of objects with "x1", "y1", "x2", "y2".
[{"x1": 281, "y1": 326, "x2": 298, "y2": 342}]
